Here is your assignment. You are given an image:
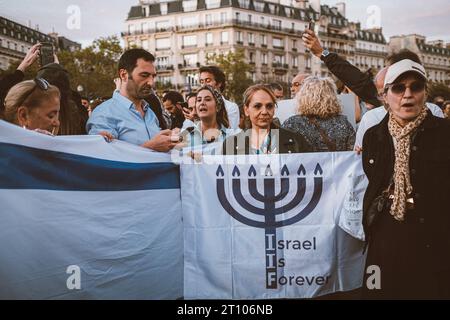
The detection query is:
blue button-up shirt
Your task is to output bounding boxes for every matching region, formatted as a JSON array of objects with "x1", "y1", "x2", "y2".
[{"x1": 86, "y1": 91, "x2": 160, "y2": 146}]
